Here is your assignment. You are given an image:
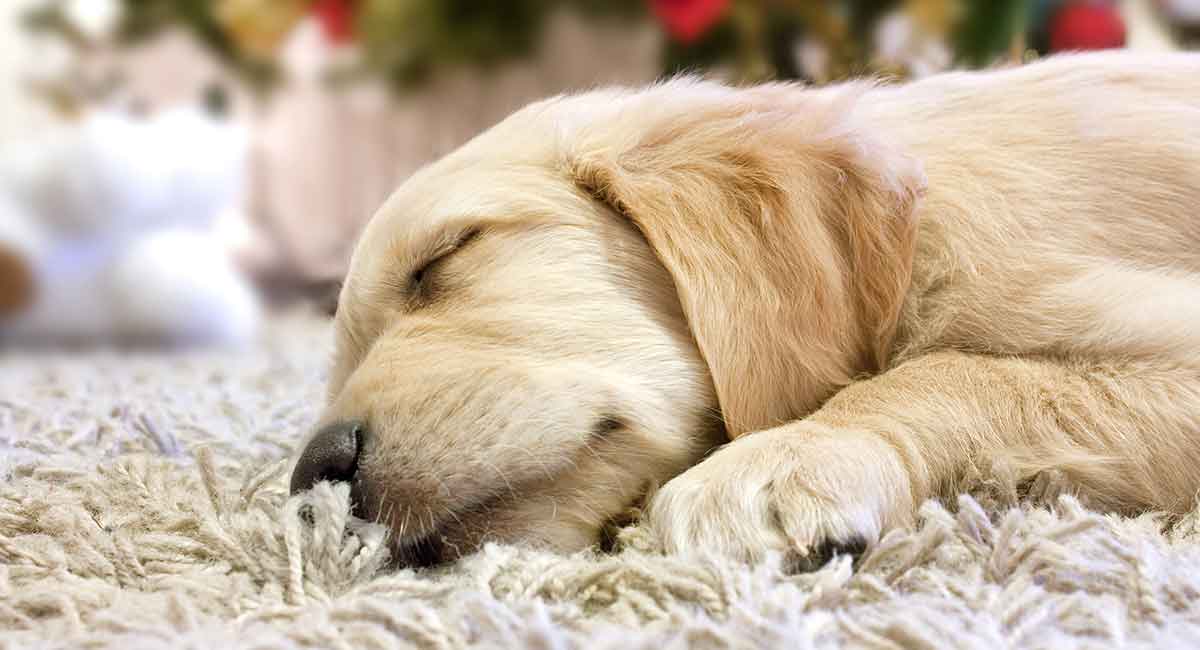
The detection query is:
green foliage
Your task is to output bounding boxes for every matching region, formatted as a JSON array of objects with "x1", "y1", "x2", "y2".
[
  {"x1": 354, "y1": 0, "x2": 641, "y2": 91},
  {"x1": 117, "y1": 0, "x2": 281, "y2": 91},
  {"x1": 662, "y1": 0, "x2": 1023, "y2": 84},
  {"x1": 954, "y1": 0, "x2": 1034, "y2": 66}
]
